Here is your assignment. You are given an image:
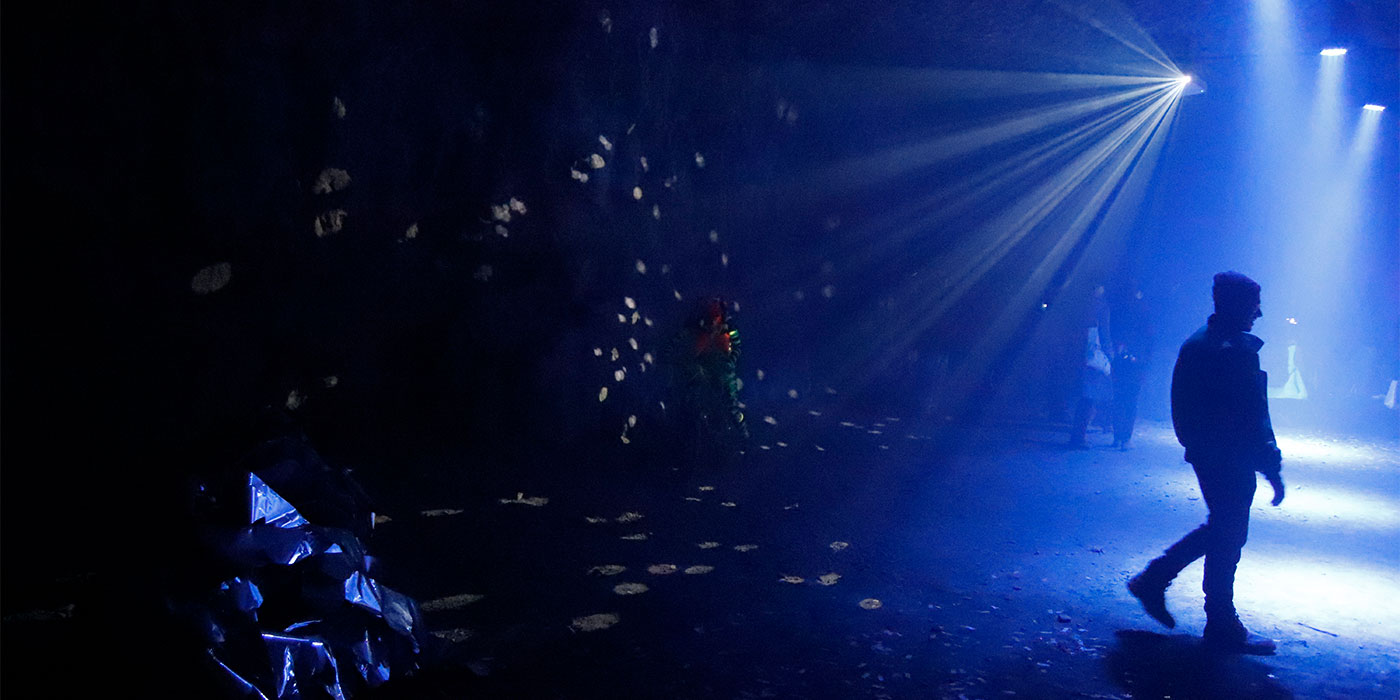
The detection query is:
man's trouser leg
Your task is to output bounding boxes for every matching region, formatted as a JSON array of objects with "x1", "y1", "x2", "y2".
[
  {"x1": 1139, "y1": 462, "x2": 1255, "y2": 605},
  {"x1": 1196, "y1": 464, "x2": 1256, "y2": 618}
]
